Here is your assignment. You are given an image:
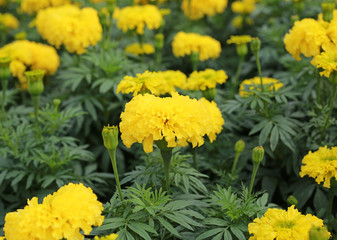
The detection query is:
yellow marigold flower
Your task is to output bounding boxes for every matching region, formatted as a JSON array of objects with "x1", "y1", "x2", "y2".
[
  {"x1": 231, "y1": 0, "x2": 256, "y2": 14},
  {"x1": 94, "y1": 233, "x2": 119, "y2": 240},
  {"x1": 311, "y1": 45, "x2": 337, "y2": 78},
  {"x1": 156, "y1": 70, "x2": 187, "y2": 92},
  {"x1": 181, "y1": 0, "x2": 228, "y2": 20},
  {"x1": 239, "y1": 77, "x2": 283, "y2": 97},
  {"x1": 172, "y1": 32, "x2": 221, "y2": 61},
  {"x1": 113, "y1": 5, "x2": 162, "y2": 35},
  {"x1": 4, "y1": 183, "x2": 104, "y2": 240},
  {"x1": 21, "y1": 0, "x2": 71, "y2": 14},
  {"x1": 0, "y1": 40, "x2": 60, "y2": 90},
  {"x1": 227, "y1": 35, "x2": 252, "y2": 45},
  {"x1": 284, "y1": 18, "x2": 330, "y2": 60},
  {"x1": 184, "y1": 68, "x2": 228, "y2": 91},
  {"x1": 120, "y1": 93, "x2": 213, "y2": 153},
  {"x1": 248, "y1": 205, "x2": 329, "y2": 240},
  {"x1": 0, "y1": 13, "x2": 19, "y2": 30},
  {"x1": 125, "y1": 43, "x2": 155, "y2": 56},
  {"x1": 36, "y1": 5, "x2": 102, "y2": 54},
  {"x1": 300, "y1": 146, "x2": 337, "y2": 188}
]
